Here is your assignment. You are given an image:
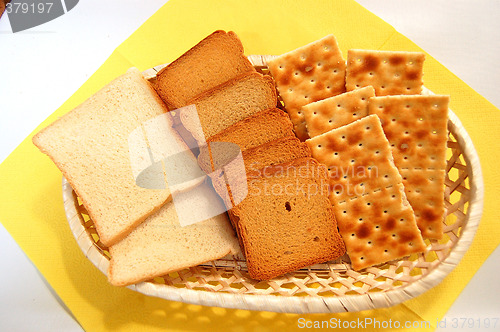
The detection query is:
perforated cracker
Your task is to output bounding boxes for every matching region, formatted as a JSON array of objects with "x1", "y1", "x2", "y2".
[
  {"x1": 346, "y1": 50, "x2": 424, "y2": 96},
  {"x1": 332, "y1": 184, "x2": 426, "y2": 270},
  {"x1": 267, "y1": 35, "x2": 347, "y2": 141},
  {"x1": 399, "y1": 169, "x2": 446, "y2": 239},
  {"x1": 305, "y1": 115, "x2": 426, "y2": 270},
  {"x1": 368, "y1": 95, "x2": 449, "y2": 239},
  {"x1": 302, "y1": 86, "x2": 375, "y2": 138},
  {"x1": 306, "y1": 115, "x2": 402, "y2": 202}
]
